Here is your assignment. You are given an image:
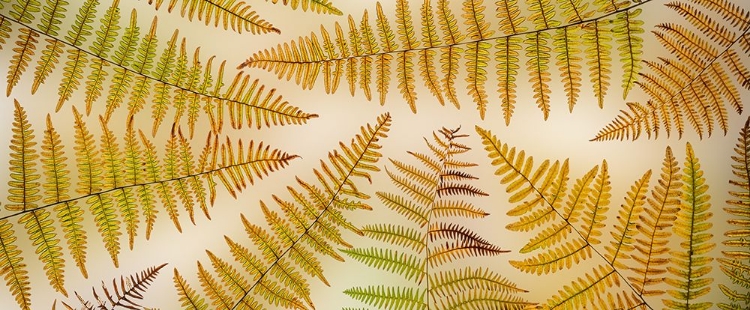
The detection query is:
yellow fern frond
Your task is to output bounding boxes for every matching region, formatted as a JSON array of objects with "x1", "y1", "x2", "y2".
[
  {"x1": 546, "y1": 265, "x2": 621, "y2": 309},
  {"x1": 0, "y1": 219, "x2": 32, "y2": 310},
  {"x1": 719, "y1": 116, "x2": 750, "y2": 308},
  {"x1": 149, "y1": 0, "x2": 280, "y2": 34},
  {"x1": 584, "y1": 19, "x2": 613, "y2": 108}
]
